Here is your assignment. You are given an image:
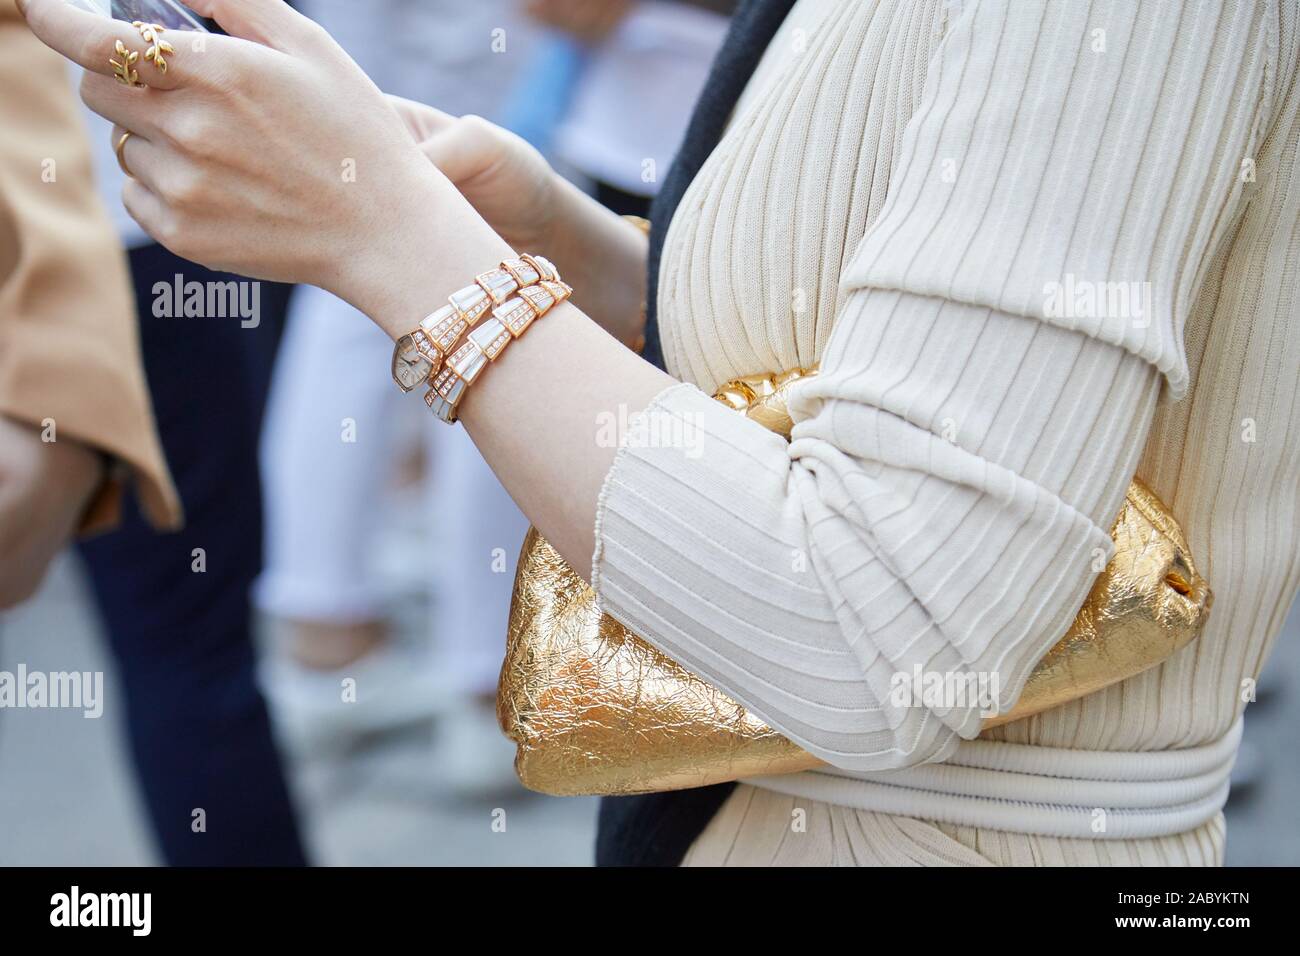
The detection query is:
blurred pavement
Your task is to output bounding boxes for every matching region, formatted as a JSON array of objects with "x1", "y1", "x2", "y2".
[{"x1": 0, "y1": 552, "x2": 596, "y2": 866}]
